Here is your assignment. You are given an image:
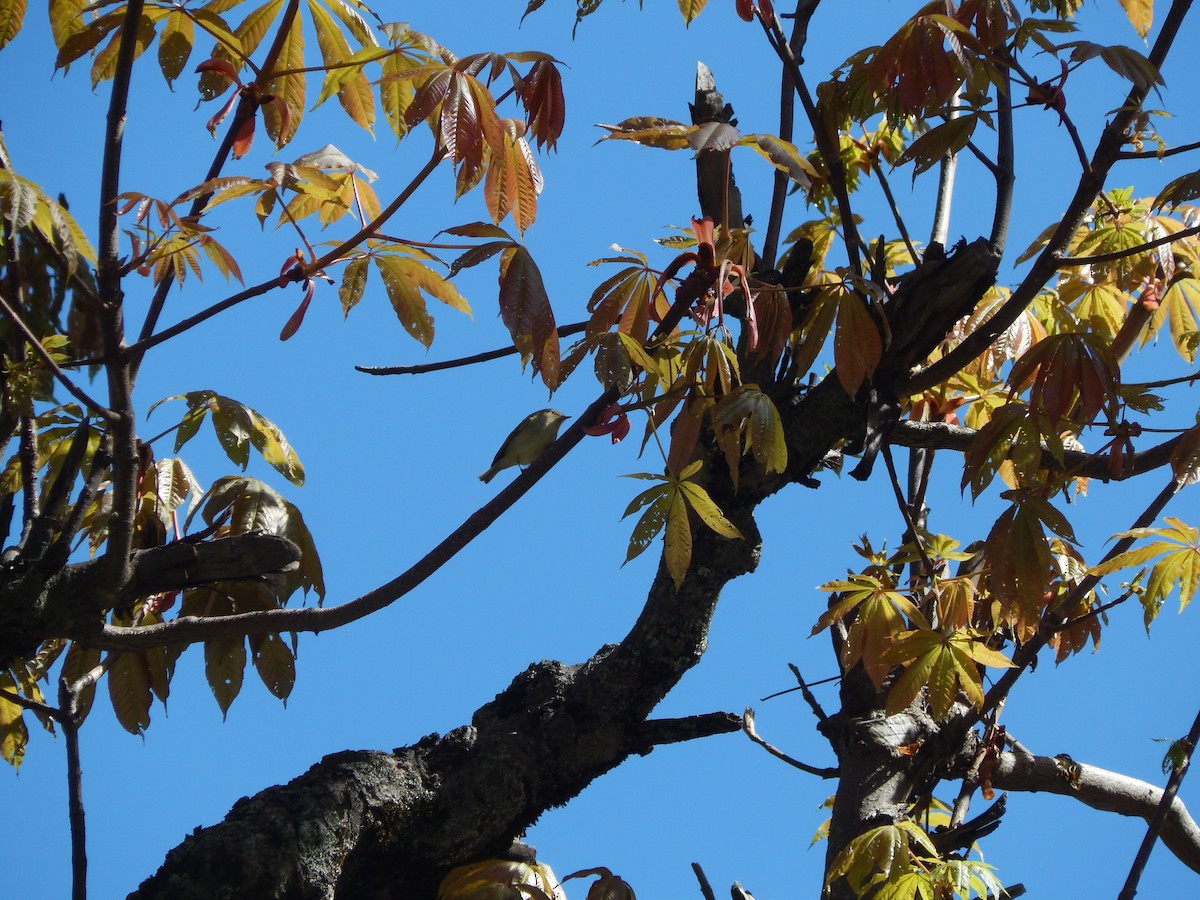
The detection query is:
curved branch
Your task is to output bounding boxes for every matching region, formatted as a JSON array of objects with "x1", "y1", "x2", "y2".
[
  {"x1": 88, "y1": 389, "x2": 617, "y2": 652},
  {"x1": 991, "y1": 749, "x2": 1200, "y2": 875}
]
